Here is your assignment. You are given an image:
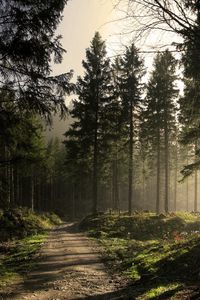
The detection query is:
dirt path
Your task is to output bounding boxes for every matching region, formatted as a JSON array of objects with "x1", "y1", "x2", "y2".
[{"x1": 0, "y1": 223, "x2": 132, "y2": 300}]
